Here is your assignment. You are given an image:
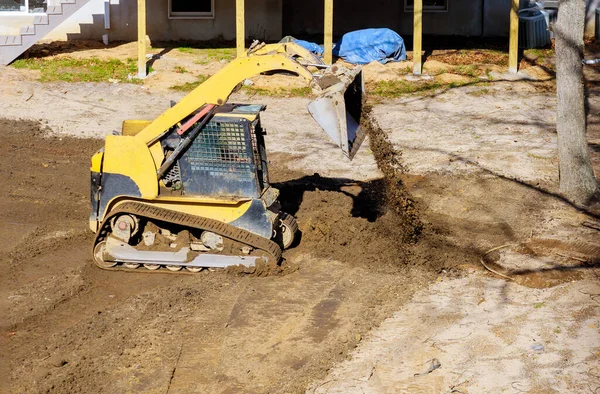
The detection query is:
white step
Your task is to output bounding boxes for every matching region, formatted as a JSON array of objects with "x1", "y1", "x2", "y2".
[
  {"x1": 0, "y1": 0, "x2": 93, "y2": 65},
  {"x1": 33, "y1": 15, "x2": 49, "y2": 25},
  {"x1": 0, "y1": 35, "x2": 22, "y2": 46},
  {"x1": 20, "y1": 25, "x2": 36, "y2": 36},
  {"x1": 46, "y1": 5, "x2": 63, "y2": 15}
]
